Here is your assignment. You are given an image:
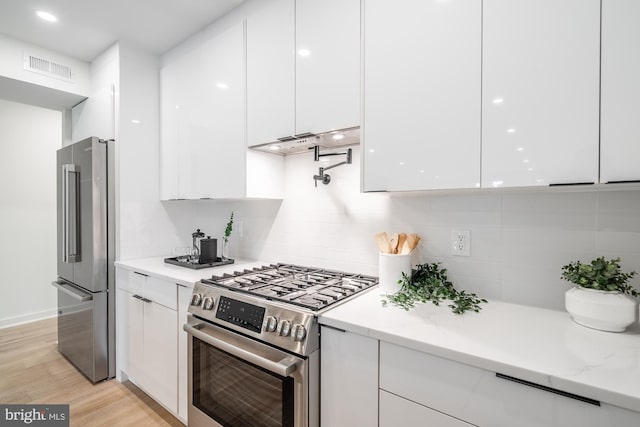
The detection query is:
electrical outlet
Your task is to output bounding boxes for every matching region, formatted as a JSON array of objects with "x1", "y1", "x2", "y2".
[{"x1": 451, "y1": 229, "x2": 471, "y2": 257}]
